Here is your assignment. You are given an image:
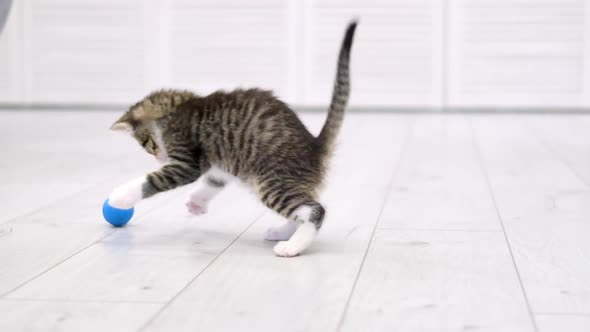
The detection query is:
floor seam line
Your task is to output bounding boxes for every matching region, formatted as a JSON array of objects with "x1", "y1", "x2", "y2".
[
  {"x1": 468, "y1": 116, "x2": 540, "y2": 332},
  {"x1": 0, "y1": 230, "x2": 116, "y2": 298},
  {"x1": 335, "y1": 117, "x2": 416, "y2": 332},
  {"x1": 0, "y1": 192, "x2": 181, "y2": 299},
  {"x1": 136, "y1": 211, "x2": 267, "y2": 332}
]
